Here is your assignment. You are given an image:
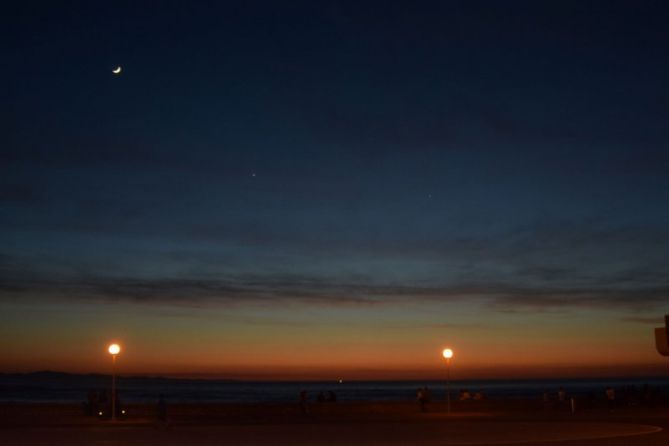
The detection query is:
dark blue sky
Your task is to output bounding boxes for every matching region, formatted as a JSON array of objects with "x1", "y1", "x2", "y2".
[{"x1": 2, "y1": 1, "x2": 669, "y2": 375}]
